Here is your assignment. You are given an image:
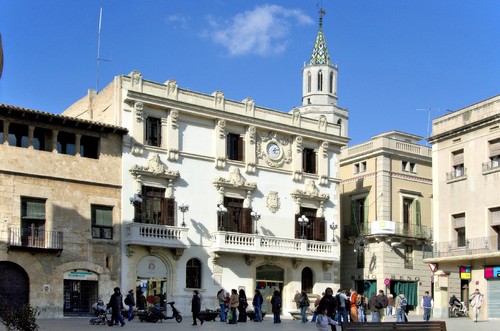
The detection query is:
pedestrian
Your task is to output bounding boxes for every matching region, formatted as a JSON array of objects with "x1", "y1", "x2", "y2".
[
  {"x1": 315, "y1": 305, "x2": 339, "y2": 331},
  {"x1": 394, "y1": 291, "x2": 407, "y2": 322},
  {"x1": 421, "y1": 291, "x2": 433, "y2": 322},
  {"x1": 137, "y1": 292, "x2": 147, "y2": 311},
  {"x1": 335, "y1": 289, "x2": 348, "y2": 324},
  {"x1": 349, "y1": 288, "x2": 358, "y2": 322},
  {"x1": 377, "y1": 290, "x2": 388, "y2": 322},
  {"x1": 294, "y1": 290, "x2": 301, "y2": 309},
  {"x1": 311, "y1": 292, "x2": 324, "y2": 322},
  {"x1": 252, "y1": 289, "x2": 263, "y2": 322},
  {"x1": 237, "y1": 289, "x2": 248, "y2": 322},
  {"x1": 191, "y1": 290, "x2": 204, "y2": 326},
  {"x1": 387, "y1": 292, "x2": 394, "y2": 317},
  {"x1": 229, "y1": 289, "x2": 239, "y2": 324},
  {"x1": 298, "y1": 290, "x2": 310, "y2": 323},
  {"x1": 368, "y1": 292, "x2": 379, "y2": 322},
  {"x1": 107, "y1": 287, "x2": 126, "y2": 327},
  {"x1": 125, "y1": 289, "x2": 135, "y2": 322},
  {"x1": 270, "y1": 290, "x2": 282, "y2": 323},
  {"x1": 217, "y1": 289, "x2": 226, "y2": 322},
  {"x1": 318, "y1": 287, "x2": 337, "y2": 330},
  {"x1": 469, "y1": 288, "x2": 484, "y2": 322},
  {"x1": 356, "y1": 293, "x2": 367, "y2": 323}
]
